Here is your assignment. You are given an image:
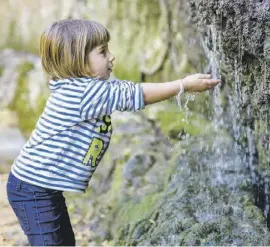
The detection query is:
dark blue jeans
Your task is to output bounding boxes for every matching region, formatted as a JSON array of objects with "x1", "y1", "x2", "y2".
[{"x1": 6, "y1": 171, "x2": 75, "y2": 246}]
